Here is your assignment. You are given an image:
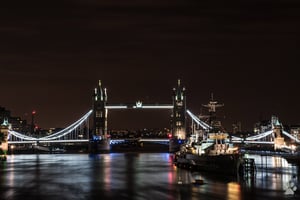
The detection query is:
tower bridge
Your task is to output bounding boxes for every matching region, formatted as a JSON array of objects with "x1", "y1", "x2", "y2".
[
  {"x1": 1, "y1": 79, "x2": 299, "y2": 155},
  {"x1": 91, "y1": 79, "x2": 186, "y2": 152},
  {"x1": 1, "y1": 79, "x2": 187, "y2": 153}
]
